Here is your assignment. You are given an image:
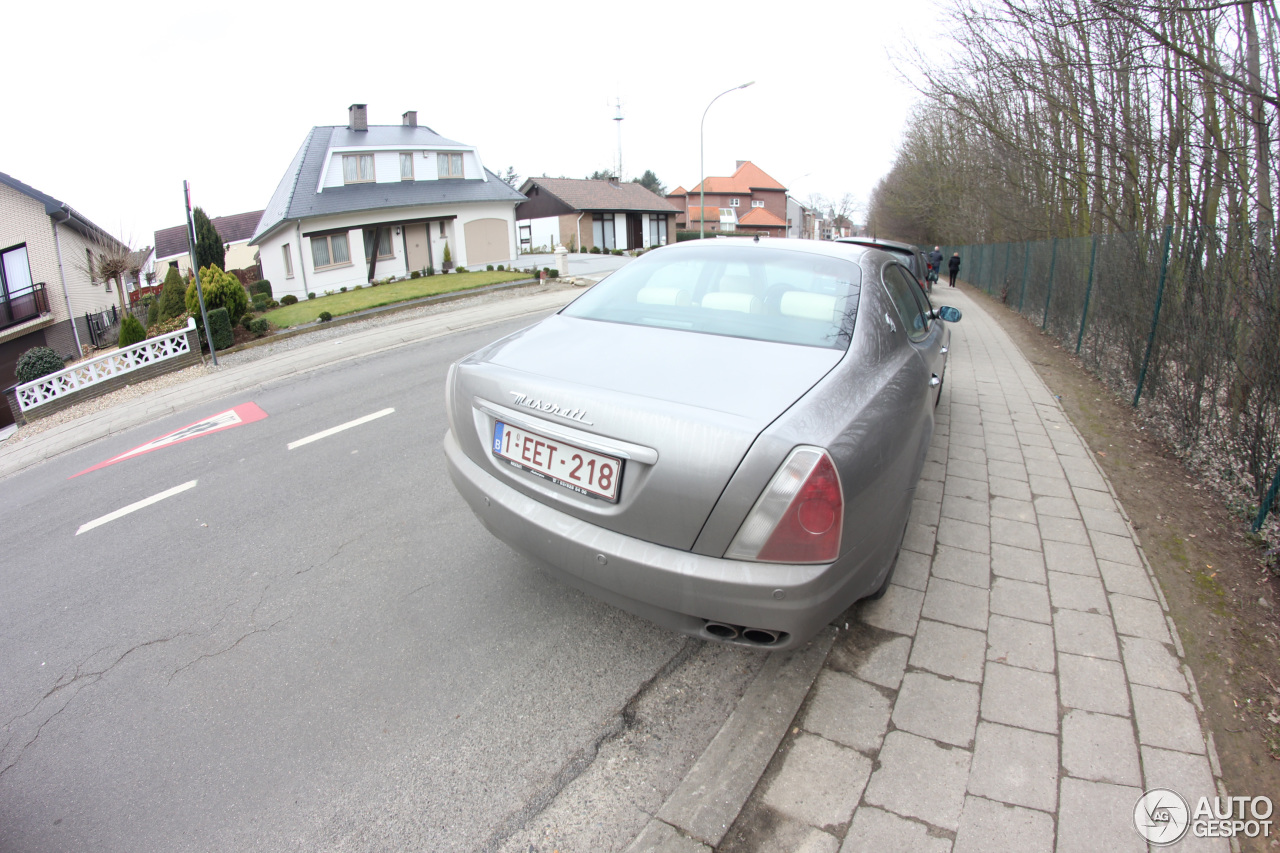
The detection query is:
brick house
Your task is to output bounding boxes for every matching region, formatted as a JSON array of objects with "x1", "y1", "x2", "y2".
[
  {"x1": 515, "y1": 177, "x2": 680, "y2": 253},
  {"x1": 671, "y1": 162, "x2": 790, "y2": 237},
  {"x1": 1, "y1": 170, "x2": 127, "y2": 427}
]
